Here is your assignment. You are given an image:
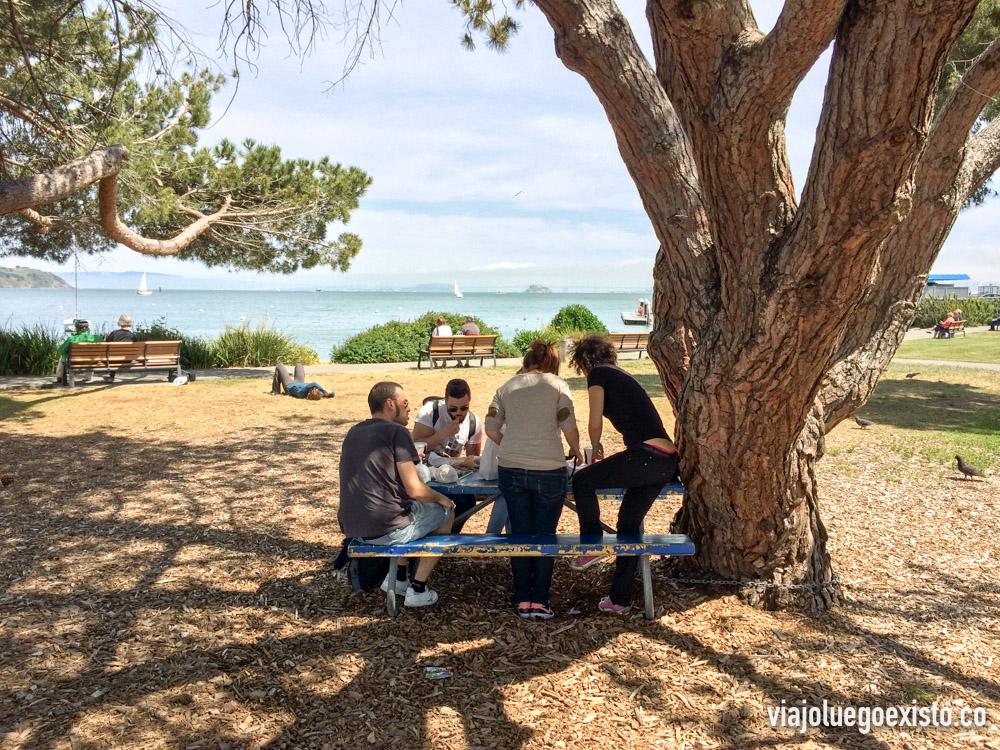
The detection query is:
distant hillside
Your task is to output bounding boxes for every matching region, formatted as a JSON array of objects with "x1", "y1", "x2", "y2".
[{"x1": 0, "y1": 266, "x2": 71, "y2": 288}]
